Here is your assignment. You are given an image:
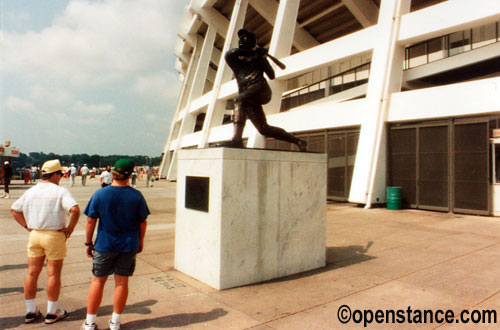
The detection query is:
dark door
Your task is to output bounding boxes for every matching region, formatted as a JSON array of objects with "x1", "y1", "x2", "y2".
[
  {"x1": 453, "y1": 122, "x2": 489, "y2": 214},
  {"x1": 390, "y1": 119, "x2": 490, "y2": 214},
  {"x1": 389, "y1": 128, "x2": 417, "y2": 207},
  {"x1": 418, "y1": 125, "x2": 449, "y2": 211}
]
